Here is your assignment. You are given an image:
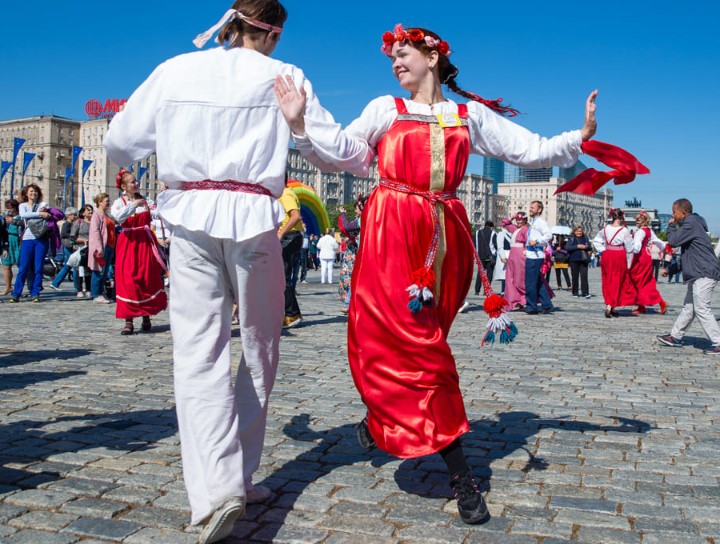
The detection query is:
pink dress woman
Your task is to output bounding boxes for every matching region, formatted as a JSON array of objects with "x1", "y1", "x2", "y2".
[{"x1": 504, "y1": 224, "x2": 528, "y2": 309}]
